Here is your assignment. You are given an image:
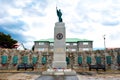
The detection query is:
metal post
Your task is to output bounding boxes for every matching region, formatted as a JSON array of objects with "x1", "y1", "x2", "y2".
[
  {"x1": 103, "y1": 35, "x2": 107, "y2": 70},
  {"x1": 104, "y1": 35, "x2": 106, "y2": 50}
]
